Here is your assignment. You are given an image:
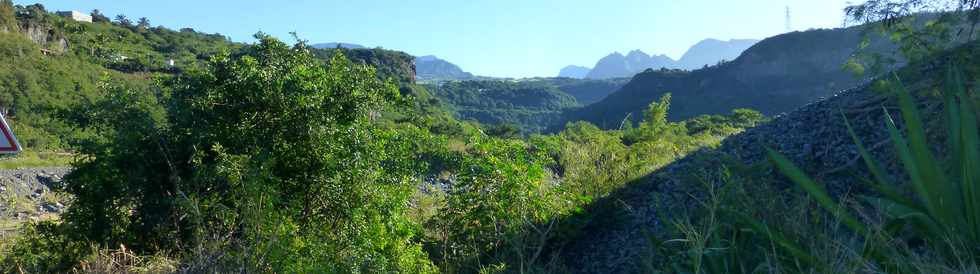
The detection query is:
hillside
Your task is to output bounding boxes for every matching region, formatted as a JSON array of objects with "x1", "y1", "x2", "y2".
[
  {"x1": 310, "y1": 46, "x2": 418, "y2": 83},
  {"x1": 0, "y1": 4, "x2": 423, "y2": 152},
  {"x1": 548, "y1": 77, "x2": 630, "y2": 105},
  {"x1": 563, "y1": 26, "x2": 890, "y2": 129},
  {"x1": 415, "y1": 55, "x2": 475, "y2": 81},
  {"x1": 425, "y1": 80, "x2": 578, "y2": 133},
  {"x1": 560, "y1": 39, "x2": 977, "y2": 273},
  {"x1": 424, "y1": 77, "x2": 627, "y2": 133},
  {"x1": 0, "y1": 4, "x2": 239, "y2": 150}
]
